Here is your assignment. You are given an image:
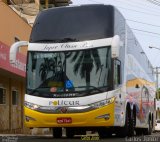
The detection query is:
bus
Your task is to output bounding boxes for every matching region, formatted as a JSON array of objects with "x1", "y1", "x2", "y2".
[{"x1": 9, "y1": 4, "x2": 156, "y2": 138}]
